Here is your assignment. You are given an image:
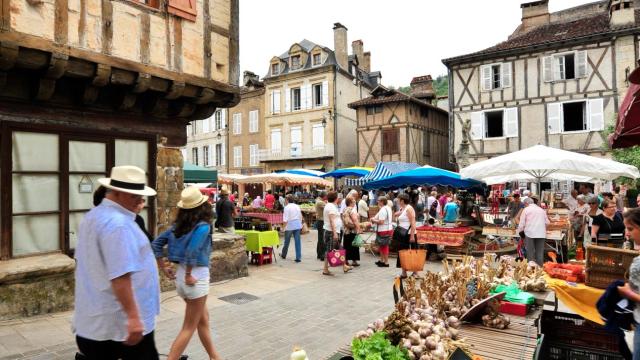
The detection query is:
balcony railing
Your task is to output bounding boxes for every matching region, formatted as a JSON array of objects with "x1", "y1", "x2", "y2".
[{"x1": 258, "y1": 145, "x2": 334, "y2": 162}]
